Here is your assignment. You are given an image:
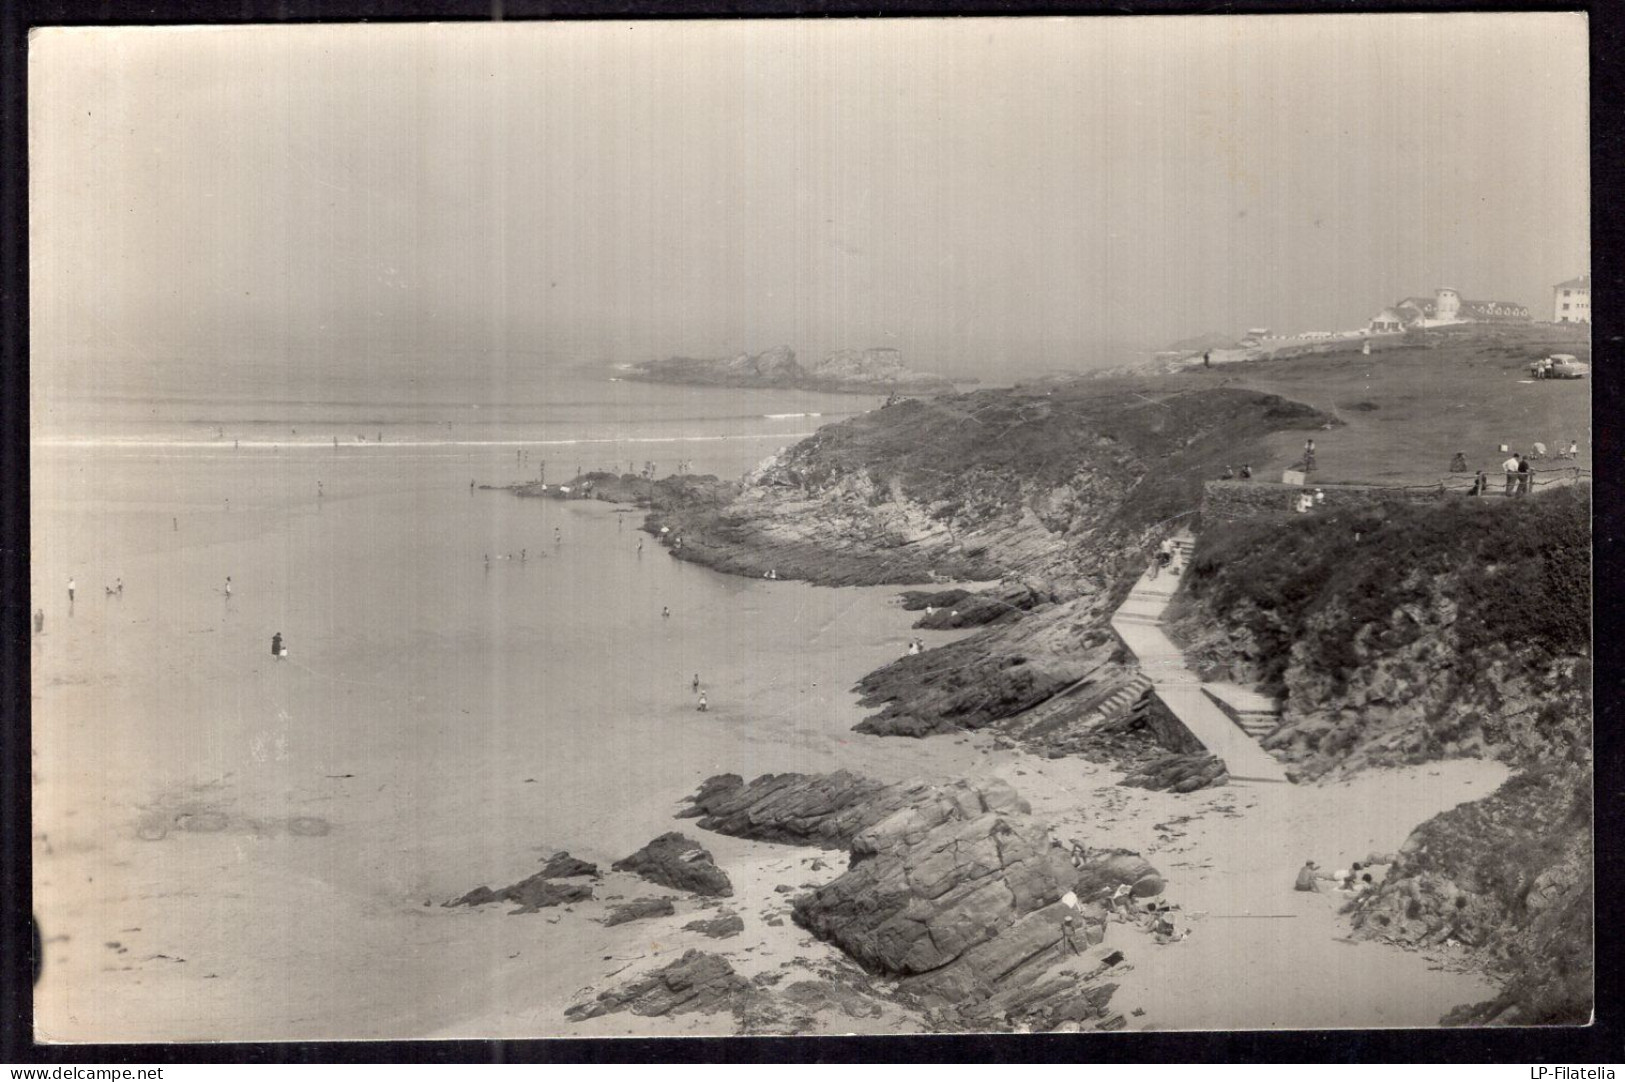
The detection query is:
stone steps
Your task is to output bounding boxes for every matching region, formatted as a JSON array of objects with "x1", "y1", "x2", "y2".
[{"x1": 1108, "y1": 529, "x2": 1291, "y2": 785}]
